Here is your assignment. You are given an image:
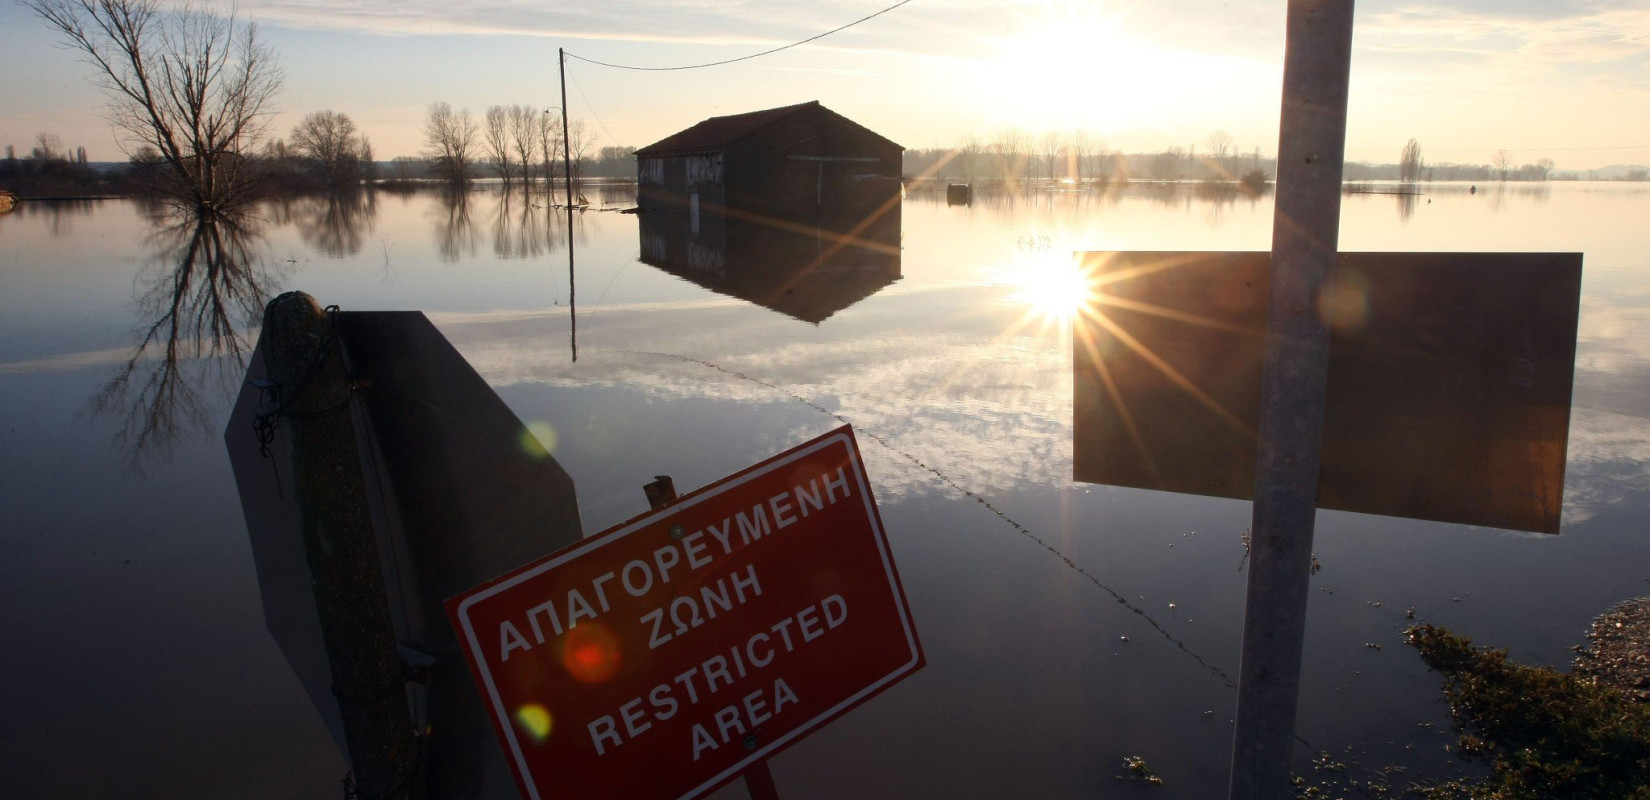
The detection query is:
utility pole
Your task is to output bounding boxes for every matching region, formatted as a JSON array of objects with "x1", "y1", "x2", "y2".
[
  {"x1": 557, "y1": 48, "x2": 578, "y2": 361},
  {"x1": 1229, "y1": 2, "x2": 1355, "y2": 799},
  {"x1": 559, "y1": 48, "x2": 574, "y2": 209}
]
